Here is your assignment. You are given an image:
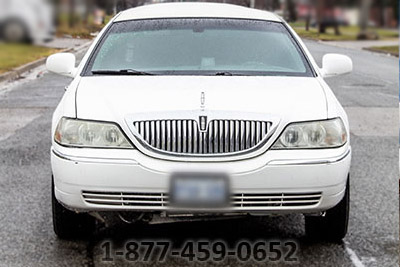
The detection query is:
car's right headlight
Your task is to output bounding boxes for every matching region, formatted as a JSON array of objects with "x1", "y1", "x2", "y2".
[
  {"x1": 54, "y1": 117, "x2": 133, "y2": 148},
  {"x1": 271, "y1": 118, "x2": 347, "y2": 149}
]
